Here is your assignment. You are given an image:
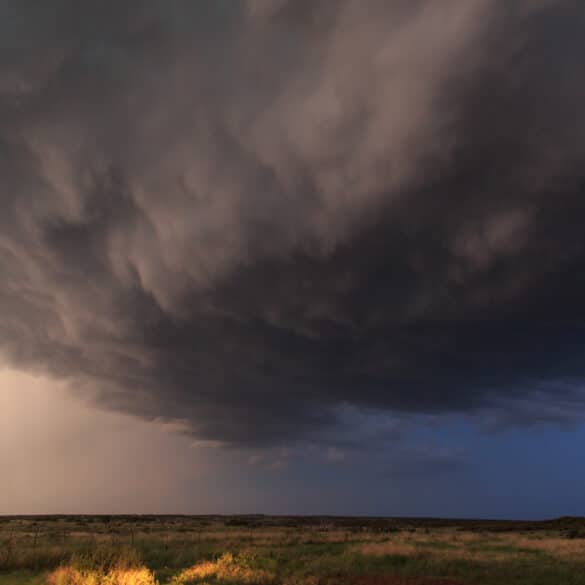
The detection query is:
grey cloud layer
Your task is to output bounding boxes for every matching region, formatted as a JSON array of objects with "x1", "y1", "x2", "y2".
[{"x1": 1, "y1": 0, "x2": 585, "y2": 446}]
